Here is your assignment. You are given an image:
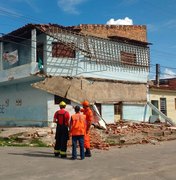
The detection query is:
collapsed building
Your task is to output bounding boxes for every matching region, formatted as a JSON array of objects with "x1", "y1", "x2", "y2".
[{"x1": 0, "y1": 23, "x2": 151, "y2": 126}]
